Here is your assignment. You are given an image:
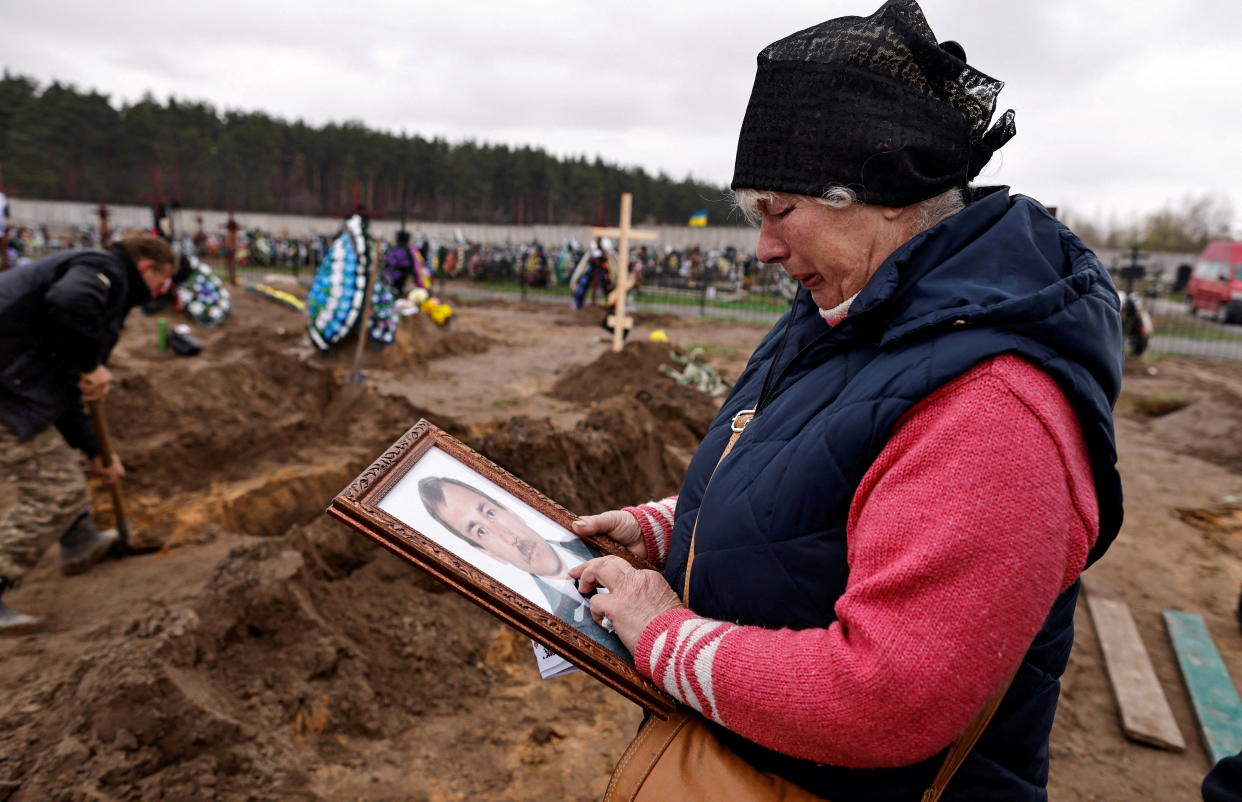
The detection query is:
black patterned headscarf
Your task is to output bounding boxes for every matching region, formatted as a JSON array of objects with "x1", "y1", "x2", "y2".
[{"x1": 731, "y1": 0, "x2": 1016, "y2": 207}]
